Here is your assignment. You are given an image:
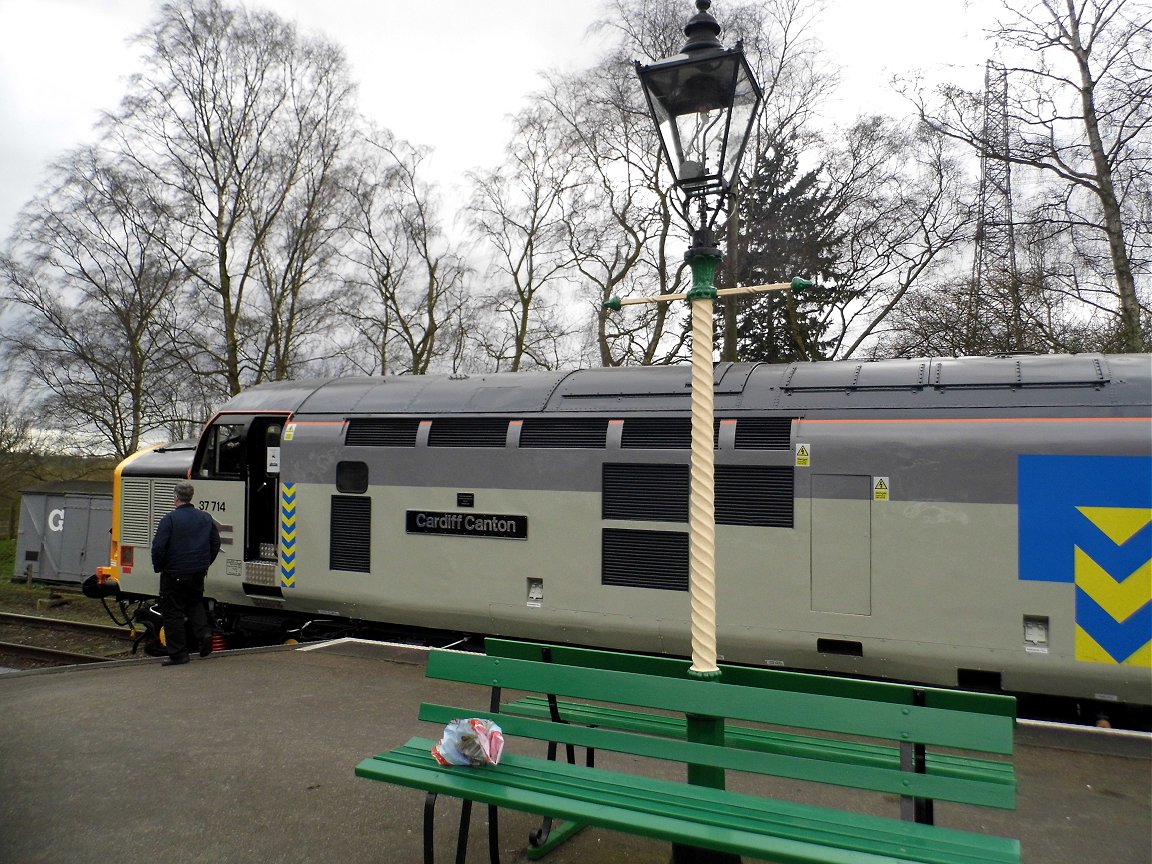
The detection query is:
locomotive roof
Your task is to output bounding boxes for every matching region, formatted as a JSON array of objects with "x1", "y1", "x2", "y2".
[
  {"x1": 120, "y1": 439, "x2": 200, "y2": 478},
  {"x1": 214, "y1": 353, "x2": 1151, "y2": 418}
]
